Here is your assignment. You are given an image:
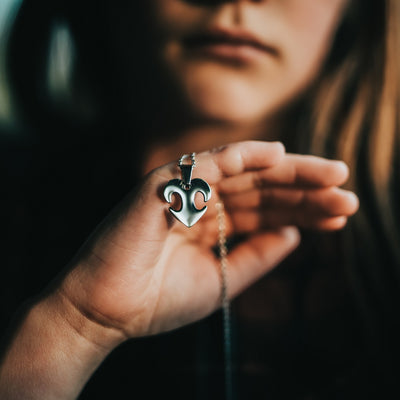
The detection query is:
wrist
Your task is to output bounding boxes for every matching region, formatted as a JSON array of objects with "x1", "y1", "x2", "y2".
[
  {"x1": 42, "y1": 287, "x2": 127, "y2": 355},
  {"x1": 0, "y1": 290, "x2": 126, "y2": 400}
]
